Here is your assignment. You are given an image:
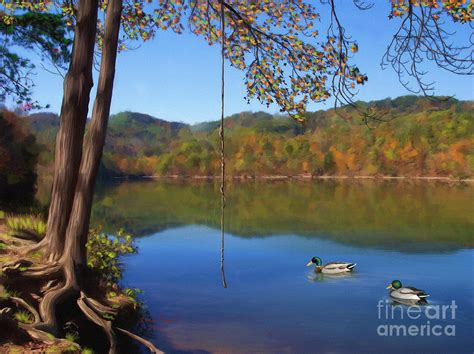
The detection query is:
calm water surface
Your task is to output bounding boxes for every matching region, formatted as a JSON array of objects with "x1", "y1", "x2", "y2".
[{"x1": 91, "y1": 180, "x2": 474, "y2": 353}]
